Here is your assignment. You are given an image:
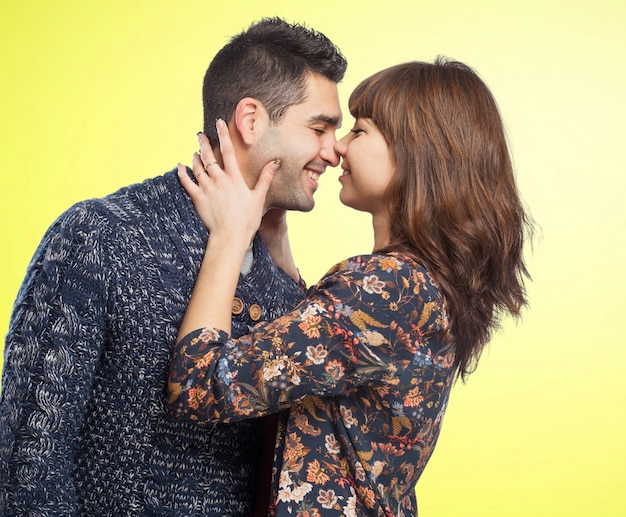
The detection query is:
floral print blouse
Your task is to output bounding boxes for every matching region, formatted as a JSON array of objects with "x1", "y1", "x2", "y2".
[{"x1": 168, "y1": 253, "x2": 456, "y2": 516}]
